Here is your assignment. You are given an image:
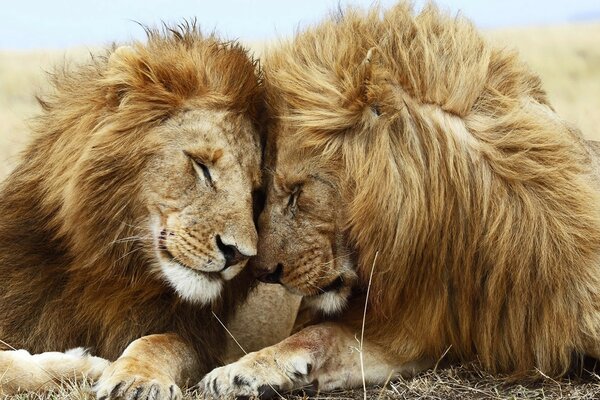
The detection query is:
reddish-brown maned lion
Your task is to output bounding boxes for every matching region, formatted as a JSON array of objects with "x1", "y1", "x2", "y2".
[
  {"x1": 0, "y1": 24, "x2": 264, "y2": 399},
  {"x1": 200, "y1": 3, "x2": 600, "y2": 397}
]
